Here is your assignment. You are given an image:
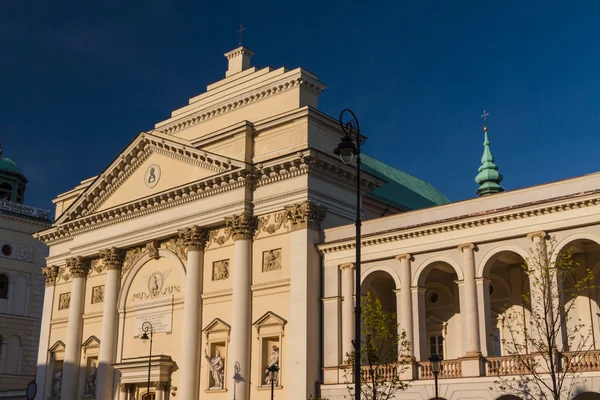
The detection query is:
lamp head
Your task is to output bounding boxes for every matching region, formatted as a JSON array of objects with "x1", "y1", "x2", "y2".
[
  {"x1": 140, "y1": 332, "x2": 149, "y2": 343},
  {"x1": 428, "y1": 353, "x2": 442, "y2": 374},
  {"x1": 267, "y1": 363, "x2": 279, "y2": 376},
  {"x1": 334, "y1": 135, "x2": 358, "y2": 164}
]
